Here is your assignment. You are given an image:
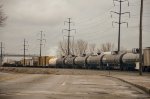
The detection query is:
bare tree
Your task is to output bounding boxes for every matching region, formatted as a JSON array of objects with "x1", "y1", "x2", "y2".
[
  {"x1": 70, "y1": 37, "x2": 75, "y2": 55},
  {"x1": 96, "y1": 48, "x2": 101, "y2": 55},
  {"x1": 57, "y1": 39, "x2": 88, "y2": 57},
  {"x1": 57, "y1": 39, "x2": 76, "y2": 57},
  {"x1": 76, "y1": 39, "x2": 88, "y2": 56},
  {"x1": 100, "y1": 42, "x2": 114, "y2": 52},
  {"x1": 57, "y1": 40, "x2": 68, "y2": 57},
  {"x1": 89, "y1": 43, "x2": 96, "y2": 55},
  {"x1": 0, "y1": 5, "x2": 7, "y2": 26}
]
